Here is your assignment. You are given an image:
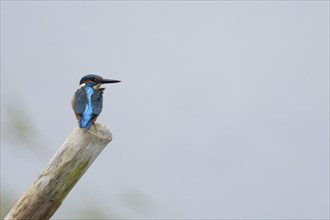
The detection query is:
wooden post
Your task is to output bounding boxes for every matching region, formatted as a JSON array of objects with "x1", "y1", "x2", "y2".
[{"x1": 5, "y1": 123, "x2": 112, "y2": 220}]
